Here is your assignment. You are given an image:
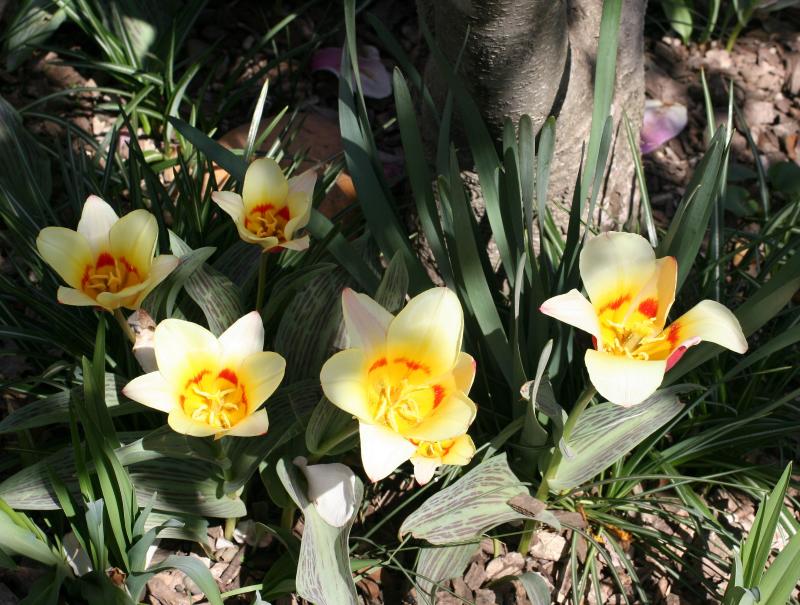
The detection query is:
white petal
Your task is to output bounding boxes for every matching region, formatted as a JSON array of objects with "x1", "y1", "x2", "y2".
[
  {"x1": 225, "y1": 408, "x2": 269, "y2": 437},
  {"x1": 584, "y1": 349, "x2": 667, "y2": 407},
  {"x1": 320, "y1": 349, "x2": 372, "y2": 422},
  {"x1": 122, "y1": 372, "x2": 176, "y2": 413},
  {"x1": 358, "y1": 422, "x2": 416, "y2": 482},
  {"x1": 77, "y1": 195, "x2": 118, "y2": 254},
  {"x1": 294, "y1": 456, "x2": 357, "y2": 527},
  {"x1": 410, "y1": 457, "x2": 439, "y2": 485},
  {"x1": 342, "y1": 288, "x2": 393, "y2": 353},
  {"x1": 218, "y1": 311, "x2": 265, "y2": 365},
  {"x1": 153, "y1": 319, "x2": 220, "y2": 386},
  {"x1": 57, "y1": 287, "x2": 97, "y2": 307},
  {"x1": 539, "y1": 289, "x2": 602, "y2": 342},
  {"x1": 212, "y1": 191, "x2": 245, "y2": 223}
]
